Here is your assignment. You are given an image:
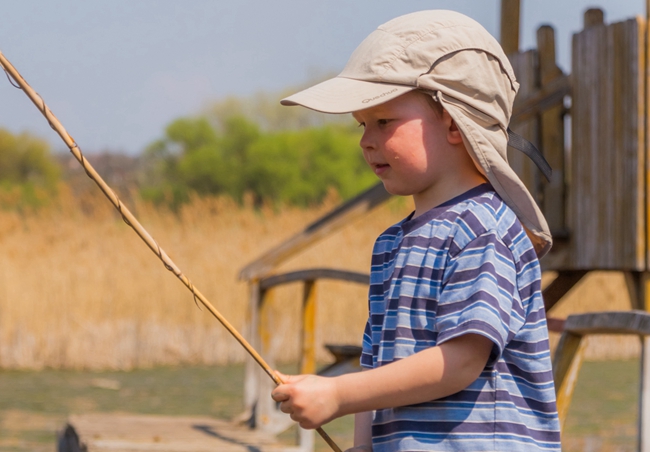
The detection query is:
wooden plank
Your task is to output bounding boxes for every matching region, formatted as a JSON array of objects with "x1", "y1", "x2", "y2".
[
  {"x1": 605, "y1": 20, "x2": 614, "y2": 265},
  {"x1": 510, "y1": 75, "x2": 571, "y2": 125},
  {"x1": 562, "y1": 310, "x2": 650, "y2": 335},
  {"x1": 508, "y1": 50, "x2": 539, "y2": 199},
  {"x1": 500, "y1": 0, "x2": 521, "y2": 55},
  {"x1": 537, "y1": 25, "x2": 566, "y2": 237},
  {"x1": 642, "y1": 0, "x2": 650, "y2": 272},
  {"x1": 260, "y1": 269, "x2": 369, "y2": 290},
  {"x1": 632, "y1": 17, "x2": 645, "y2": 270},
  {"x1": 569, "y1": 26, "x2": 589, "y2": 266},
  {"x1": 570, "y1": 18, "x2": 645, "y2": 270},
  {"x1": 240, "y1": 182, "x2": 390, "y2": 280},
  {"x1": 546, "y1": 317, "x2": 566, "y2": 332},
  {"x1": 64, "y1": 413, "x2": 301, "y2": 452},
  {"x1": 615, "y1": 19, "x2": 646, "y2": 270}
]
